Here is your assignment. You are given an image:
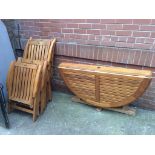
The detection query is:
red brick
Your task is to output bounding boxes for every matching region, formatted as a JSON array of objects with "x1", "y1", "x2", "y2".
[
  {"x1": 74, "y1": 29, "x2": 87, "y2": 34},
  {"x1": 133, "y1": 31, "x2": 150, "y2": 37},
  {"x1": 133, "y1": 50, "x2": 142, "y2": 65},
  {"x1": 89, "y1": 46, "x2": 96, "y2": 59},
  {"x1": 140, "y1": 25, "x2": 155, "y2": 31},
  {"x1": 118, "y1": 37, "x2": 127, "y2": 42},
  {"x1": 127, "y1": 50, "x2": 136, "y2": 64},
  {"x1": 51, "y1": 27, "x2": 61, "y2": 33},
  {"x1": 150, "y1": 53, "x2": 155, "y2": 67},
  {"x1": 40, "y1": 31, "x2": 50, "y2": 36},
  {"x1": 79, "y1": 24, "x2": 92, "y2": 29},
  {"x1": 123, "y1": 24, "x2": 139, "y2": 30},
  {"x1": 39, "y1": 27, "x2": 51, "y2": 32},
  {"x1": 111, "y1": 36, "x2": 118, "y2": 42},
  {"x1": 86, "y1": 40, "x2": 100, "y2": 45},
  {"x1": 88, "y1": 35, "x2": 96, "y2": 40},
  {"x1": 145, "y1": 38, "x2": 154, "y2": 44},
  {"x1": 75, "y1": 39, "x2": 87, "y2": 44},
  {"x1": 64, "y1": 33, "x2": 71, "y2": 39},
  {"x1": 101, "y1": 48, "x2": 108, "y2": 61},
  {"x1": 67, "y1": 44, "x2": 74, "y2": 57},
  {"x1": 67, "y1": 34, "x2": 74, "y2": 39},
  {"x1": 100, "y1": 41, "x2": 115, "y2": 47},
  {"x1": 115, "y1": 19, "x2": 133, "y2": 24},
  {"x1": 51, "y1": 22, "x2": 67, "y2": 28},
  {"x1": 134, "y1": 43, "x2": 152, "y2": 50},
  {"x1": 115, "y1": 42, "x2": 133, "y2": 48},
  {"x1": 86, "y1": 19, "x2": 100, "y2": 23},
  {"x1": 107, "y1": 24, "x2": 123, "y2": 30},
  {"x1": 87, "y1": 29, "x2": 100, "y2": 35},
  {"x1": 95, "y1": 35, "x2": 103, "y2": 40},
  {"x1": 96, "y1": 48, "x2": 103, "y2": 61},
  {"x1": 133, "y1": 19, "x2": 151, "y2": 24},
  {"x1": 79, "y1": 45, "x2": 87, "y2": 58},
  {"x1": 20, "y1": 26, "x2": 30, "y2": 31},
  {"x1": 94, "y1": 47, "x2": 99, "y2": 60},
  {"x1": 127, "y1": 37, "x2": 136, "y2": 43},
  {"x1": 100, "y1": 19, "x2": 116, "y2": 24},
  {"x1": 24, "y1": 21, "x2": 35, "y2": 26},
  {"x1": 103, "y1": 36, "x2": 111, "y2": 42},
  {"x1": 117, "y1": 49, "x2": 125, "y2": 63},
  {"x1": 76, "y1": 45, "x2": 80, "y2": 57},
  {"x1": 136, "y1": 38, "x2": 145, "y2": 43},
  {"x1": 55, "y1": 19, "x2": 72, "y2": 23},
  {"x1": 116, "y1": 31, "x2": 132, "y2": 36},
  {"x1": 106, "y1": 48, "x2": 114, "y2": 61},
  {"x1": 100, "y1": 30, "x2": 115, "y2": 35},
  {"x1": 37, "y1": 22, "x2": 52, "y2": 27},
  {"x1": 111, "y1": 49, "x2": 119, "y2": 62},
  {"x1": 74, "y1": 34, "x2": 88, "y2": 40},
  {"x1": 151, "y1": 32, "x2": 155, "y2": 38},
  {"x1": 151, "y1": 19, "x2": 155, "y2": 24},
  {"x1": 67, "y1": 23, "x2": 79, "y2": 28},
  {"x1": 138, "y1": 51, "x2": 149, "y2": 66},
  {"x1": 62, "y1": 28, "x2": 74, "y2": 33},
  {"x1": 92, "y1": 24, "x2": 106, "y2": 29},
  {"x1": 71, "y1": 19, "x2": 86, "y2": 23},
  {"x1": 144, "y1": 52, "x2": 154, "y2": 66},
  {"x1": 39, "y1": 19, "x2": 52, "y2": 22},
  {"x1": 122, "y1": 49, "x2": 130, "y2": 64}
]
